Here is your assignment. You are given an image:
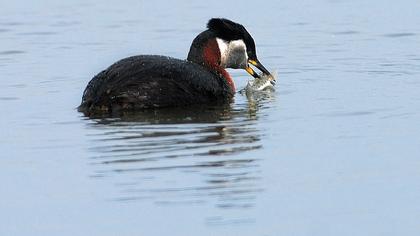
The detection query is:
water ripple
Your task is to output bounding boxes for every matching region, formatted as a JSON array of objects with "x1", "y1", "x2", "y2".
[
  {"x1": 17, "y1": 31, "x2": 58, "y2": 36},
  {"x1": 332, "y1": 30, "x2": 360, "y2": 35},
  {"x1": 382, "y1": 33, "x2": 416, "y2": 38},
  {"x1": 0, "y1": 50, "x2": 25, "y2": 55},
  {"x1": 83, "y1": 99, "x2": 272, "y2": 210},
  {"x1": 0, "y1": 97, "x2": 19, "y2": 101}
]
